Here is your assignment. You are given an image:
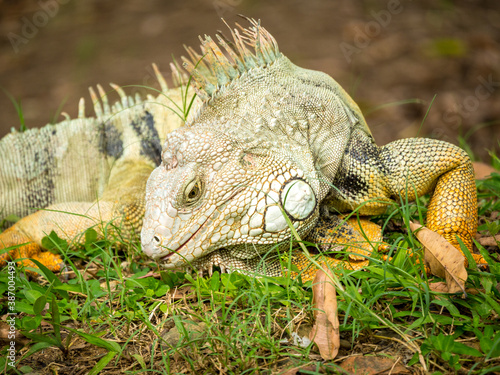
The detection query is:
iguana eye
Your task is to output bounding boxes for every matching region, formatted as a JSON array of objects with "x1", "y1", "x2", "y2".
[{"x1": 184, "y1": 178, "x2": 203, "y2": 206}]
